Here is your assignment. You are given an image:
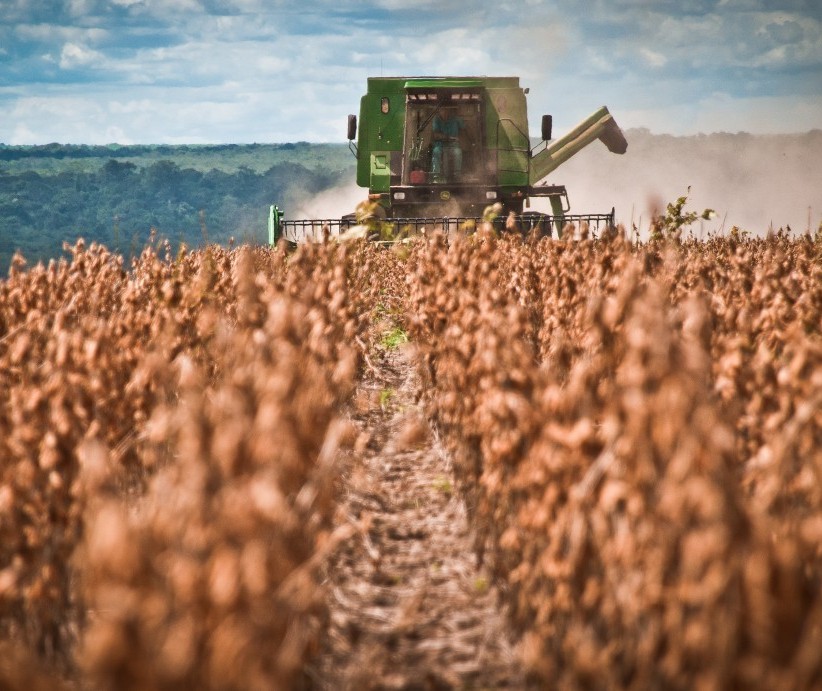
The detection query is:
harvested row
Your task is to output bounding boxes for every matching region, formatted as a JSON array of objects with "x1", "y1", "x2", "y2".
[{"x1": 407, "y1": 229, "x2": 822, "y2": 689}]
